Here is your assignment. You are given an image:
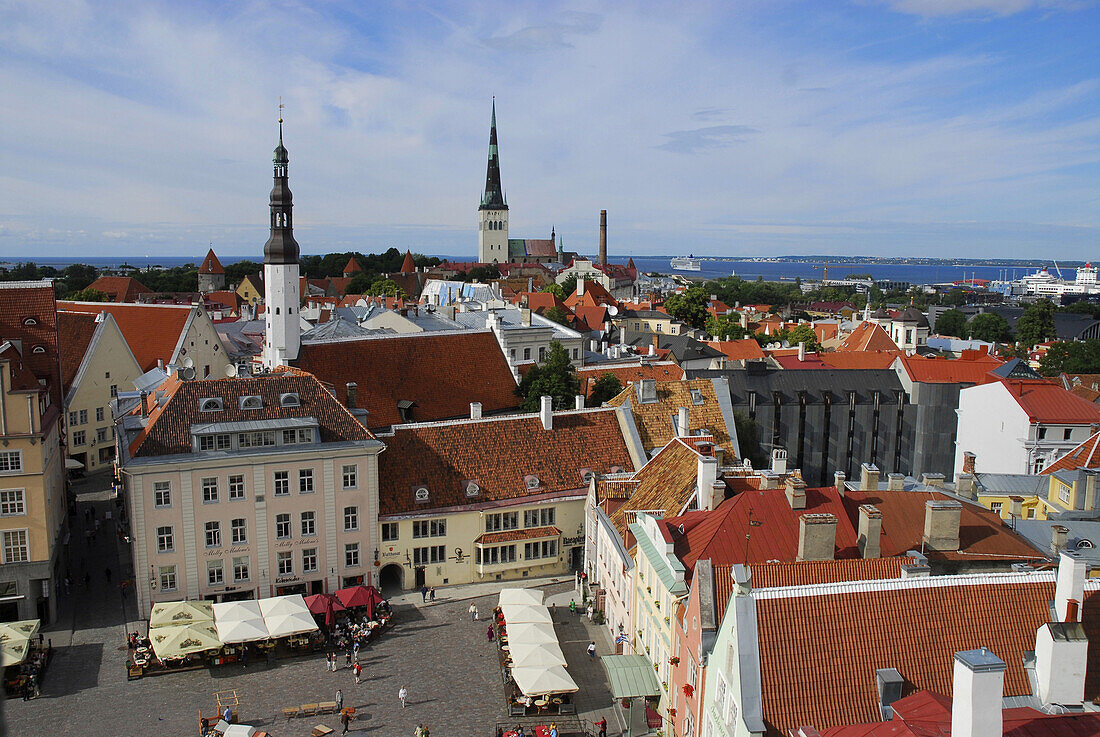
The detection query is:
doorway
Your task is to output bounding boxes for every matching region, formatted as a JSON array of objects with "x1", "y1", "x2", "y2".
[
  {"x1": 569, "y1": 546, "x2": 584, "y2": 572},
  {"x1": 309, "y1": 579, "x2": 325, "y2": 595},
  {"x1": 379, "y1": 564, "x2": 404, "y2": 595},
  {"x1": 413, "y1": 566, "x2": 426, "y2": 590}
]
